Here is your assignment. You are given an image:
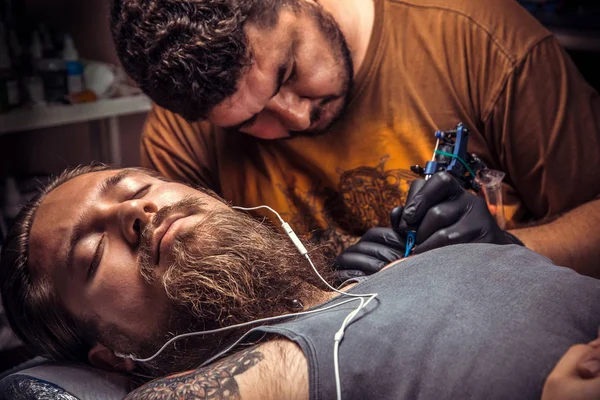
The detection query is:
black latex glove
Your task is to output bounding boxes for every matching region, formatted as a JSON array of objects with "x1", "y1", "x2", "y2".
[
  {"x1": 334, "y1": 225, "x2": 407, "y2": 282},
  {"x1": 394, "y1": 171, "x2": 524, "y2": 254}
]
